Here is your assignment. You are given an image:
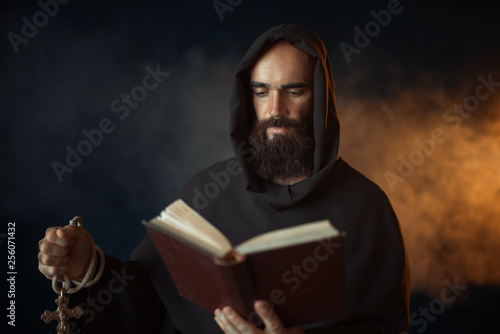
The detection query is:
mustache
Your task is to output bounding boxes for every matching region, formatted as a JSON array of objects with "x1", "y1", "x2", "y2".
[{"x1": 259, "y1": 116, "x2": 300, "y2": 129}]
